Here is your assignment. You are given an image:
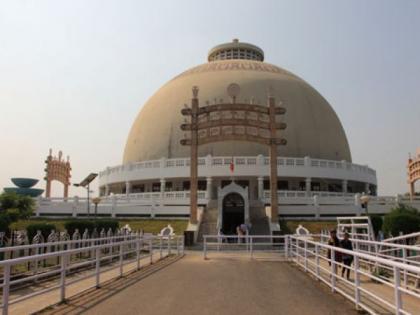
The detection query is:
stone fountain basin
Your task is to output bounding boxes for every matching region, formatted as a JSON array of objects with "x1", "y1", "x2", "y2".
[{"x1": 11, "y1": 178, "x2": 39, "y2": 188}]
